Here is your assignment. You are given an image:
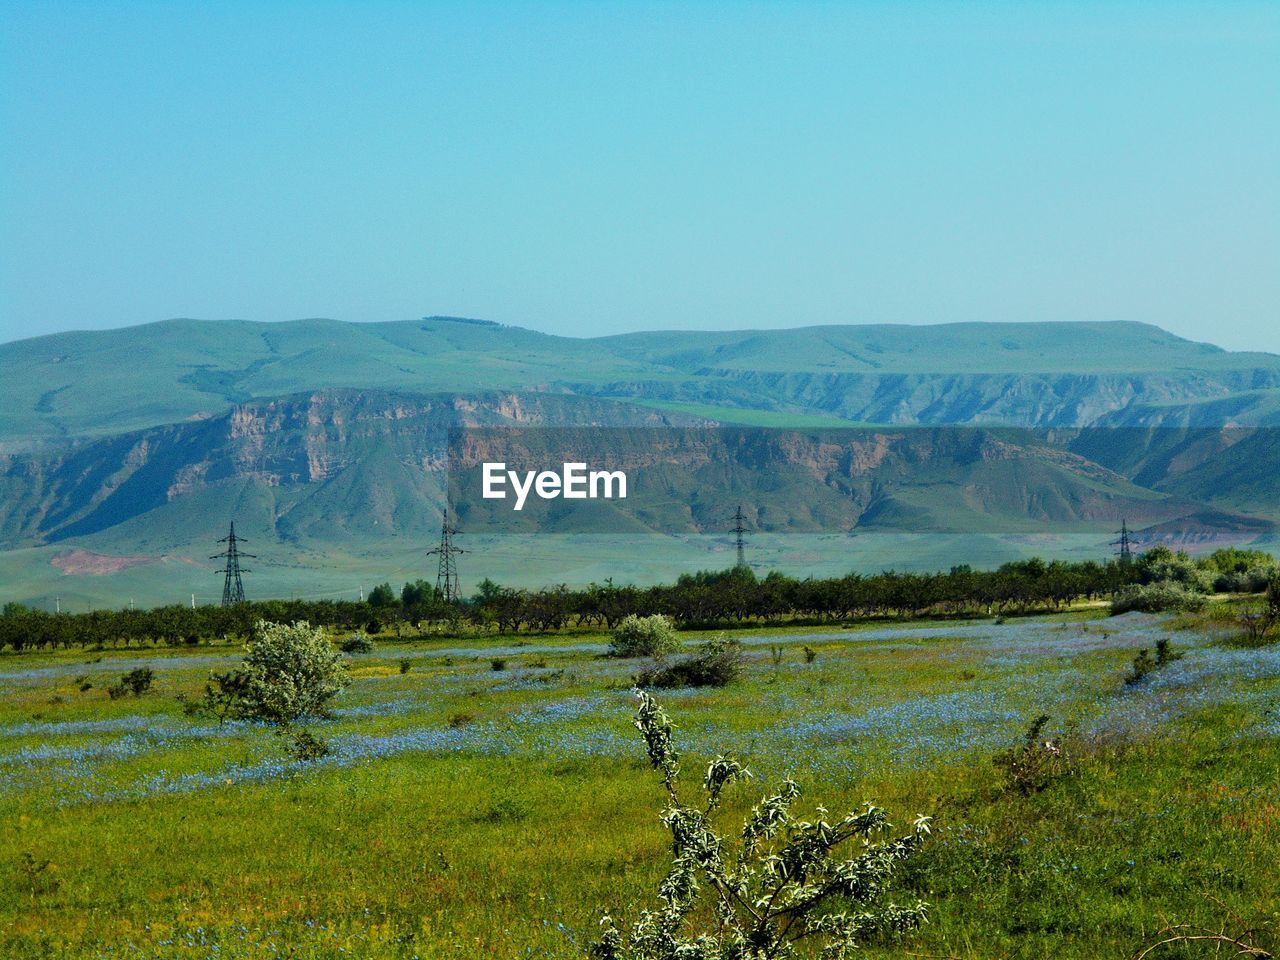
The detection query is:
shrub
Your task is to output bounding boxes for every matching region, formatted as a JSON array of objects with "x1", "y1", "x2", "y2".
[
  {"x1": 1155, "y1": 638, "x2": 1182, "y2": 667},
  {"x1": 1125, "y1": 648, "x2": 1155, "y2": 686},
  {"x1": 1238, "y1": 606, "x2": 1279, "y2": 645},
  {"x1": 481, "y1": 797, "x2": 530, "y2": 823},
  {"x1": 105, "y1": 682, "x2": 128, "y2": 700},
  {"x1": 590, "y1": 692, "x2": 931, "y2": 959},
  {"x1": 609, "y1": 614, "x2": 680, "y2": 659},
  {"x1": 490, "y1": 658, "x2": 507, "y2": 671},
  {"x1": 194, "y1": 670, "x2": 252, "y2": 724},
  {"x1": 637, "y1": 635, "x2": 744, "y2": 689},
  {"x1": 399, "y1": 658, "x2": 412, "y2": 674},
  {"x1": 120, "y1": 667, "x2": 153, "y2": 696},
  {"x1": 340, "y1": 631, "x2": 375, "y2": 654},
  {"x1": 15, "y1": 852, "x2": 59, "y2": 897},
  {"x1": 1110, "y1": 581, "x2": 1207, "y2": 615},
  {"x1": 1125, "y1": 639, "x2": 1181, "y2": 686},
  {"x1": 237, "y1": 620, "x2": 351, "y2": 725},
  {"x1": 1238, "y1": 582, "x2": 1280, "y2": 644},
  {"x1": 1134, "y1": 547, "x2": 1215, "y2": 592},
  {"x1": 1213, "y1": 565, "x2": 1278, "y2": 593},
  {"x1": 803, "y1": 645, "x2": 818, "y2": 664},
  {"x1": 284, "y1": 728, "x2": 329, "y2": 762},
  {"x1": 993, "y1": 714, "x2": 1072, "y2": 795}
]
